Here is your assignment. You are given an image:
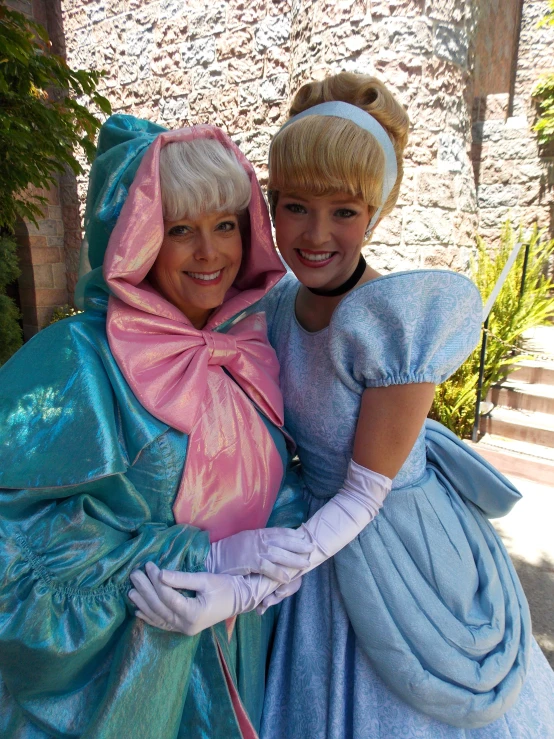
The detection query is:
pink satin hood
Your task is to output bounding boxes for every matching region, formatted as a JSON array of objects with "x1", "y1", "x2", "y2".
[{"x1": 103, "y1": 126, "x2": 287, "y2": 541}]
